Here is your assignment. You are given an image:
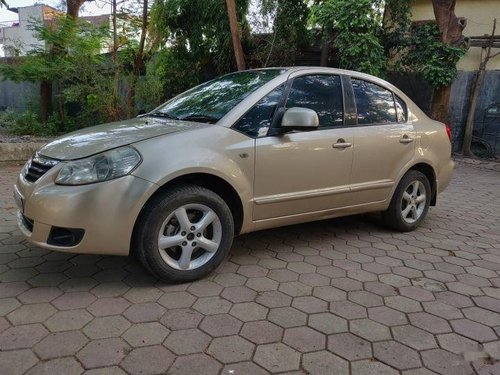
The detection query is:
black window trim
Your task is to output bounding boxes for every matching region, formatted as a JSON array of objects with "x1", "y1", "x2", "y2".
[{"x1": 394, "y1": 93, "x2": 409, "y2": 124}]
